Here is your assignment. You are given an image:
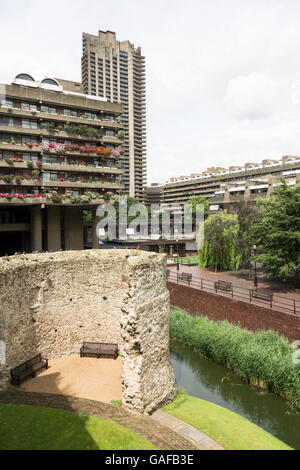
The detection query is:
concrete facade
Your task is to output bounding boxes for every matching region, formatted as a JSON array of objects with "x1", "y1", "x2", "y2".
[
  {"x1": 148, "y1": 156, "x2": 300, "y2": 213},
  {"x1": 82, "y1": 31, "x2": 147, "y2": 200},
  {"x1": 0, "y1": 250, "x2": 176, "y2": 414},
  {"x1": 0, "y1": 74, "x2": 125, "y2": 255}
]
